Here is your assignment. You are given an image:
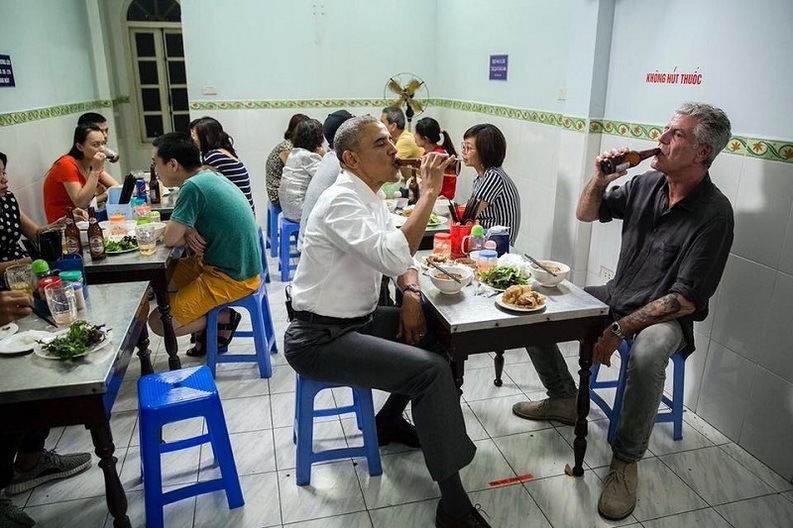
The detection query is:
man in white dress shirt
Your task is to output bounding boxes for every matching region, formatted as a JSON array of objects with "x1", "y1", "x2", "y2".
[{"x1": 285, "y1": 116, "x2": 490, "y2": 528}]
